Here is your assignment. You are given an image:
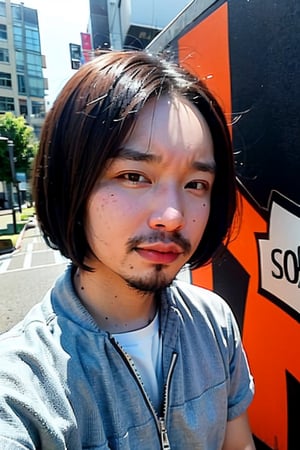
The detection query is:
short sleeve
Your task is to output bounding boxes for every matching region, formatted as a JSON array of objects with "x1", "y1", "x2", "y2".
[{"x1": 225, "y1": 308, "x2": 254, "y2": 420}]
